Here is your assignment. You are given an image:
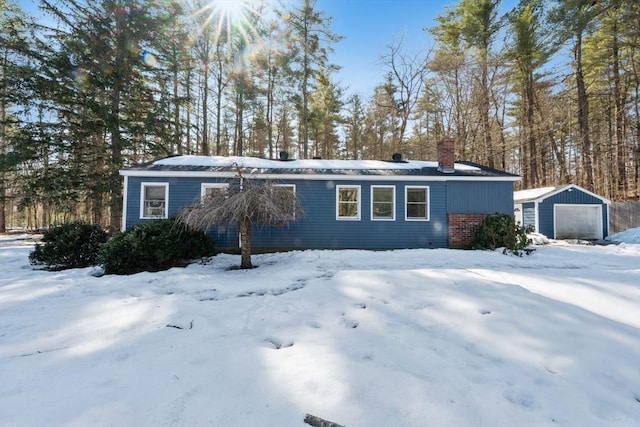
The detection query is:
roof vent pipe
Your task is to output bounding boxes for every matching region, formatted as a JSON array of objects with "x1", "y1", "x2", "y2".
[{"x1": 279, "y1": 151, "x2": 289, "y2": 161}]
